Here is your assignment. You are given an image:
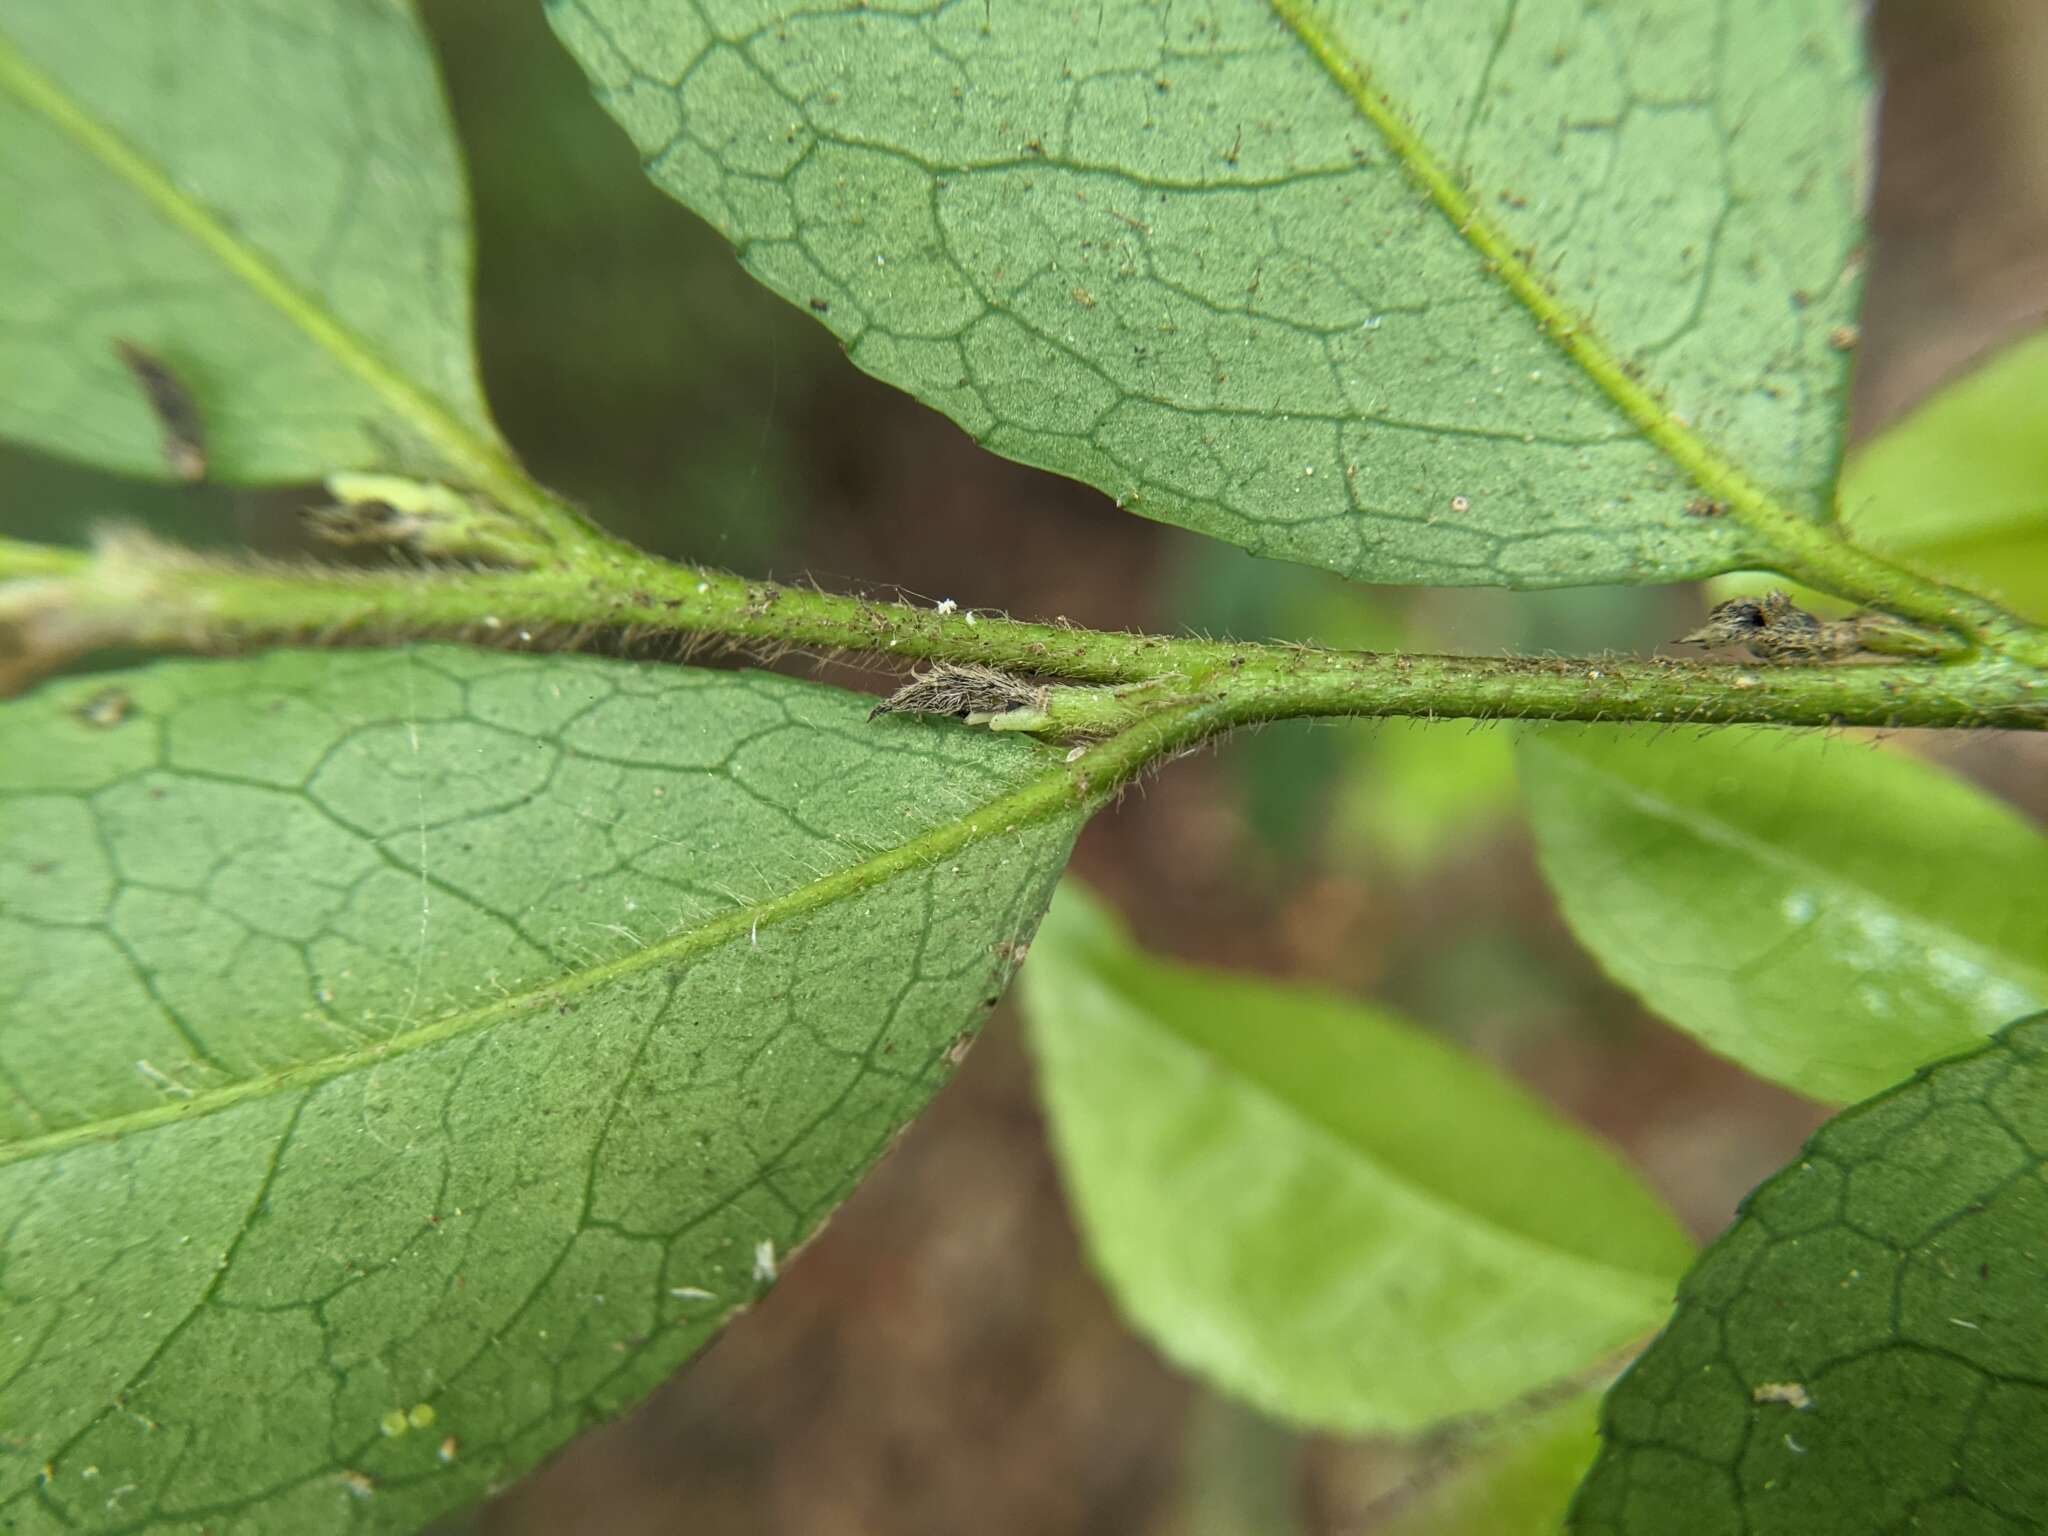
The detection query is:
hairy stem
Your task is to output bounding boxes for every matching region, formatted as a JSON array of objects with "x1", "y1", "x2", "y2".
[{"x1": 7, "y1": 531, "x2": 2041, "y2": 734}]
